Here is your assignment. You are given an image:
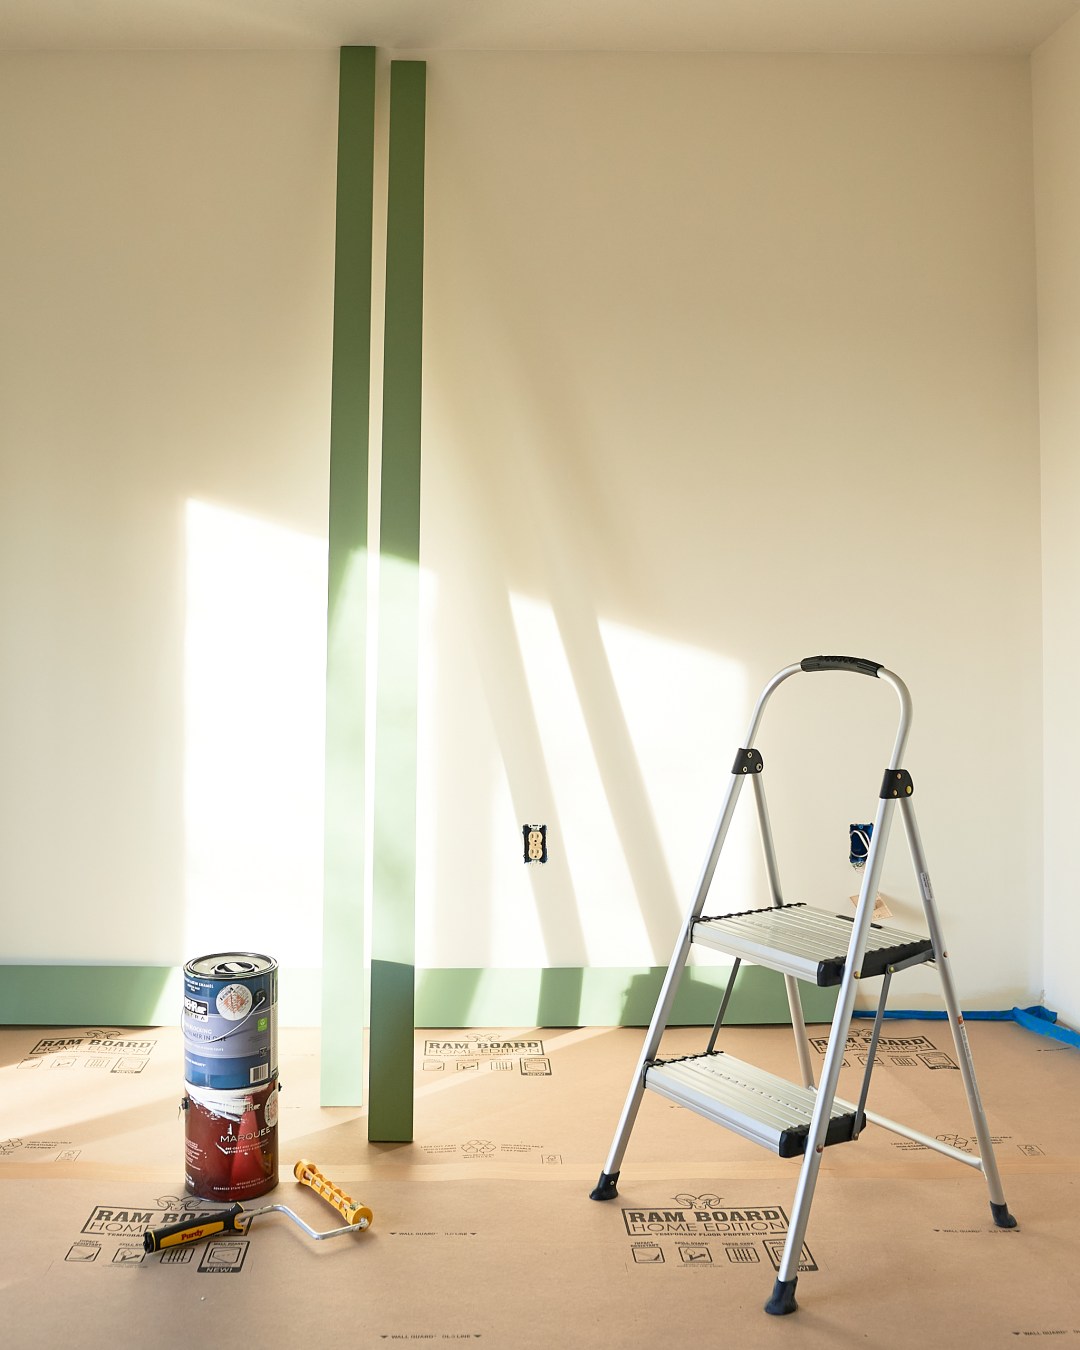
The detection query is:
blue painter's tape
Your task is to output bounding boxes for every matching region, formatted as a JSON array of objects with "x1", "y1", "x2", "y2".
[
  {"x1": 851, "y1": 1004, "x2": 1079, "y2": 1048},
  {"x1": 1010, "y1": 1005, "x2": 1080, "y2": 1048}
]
